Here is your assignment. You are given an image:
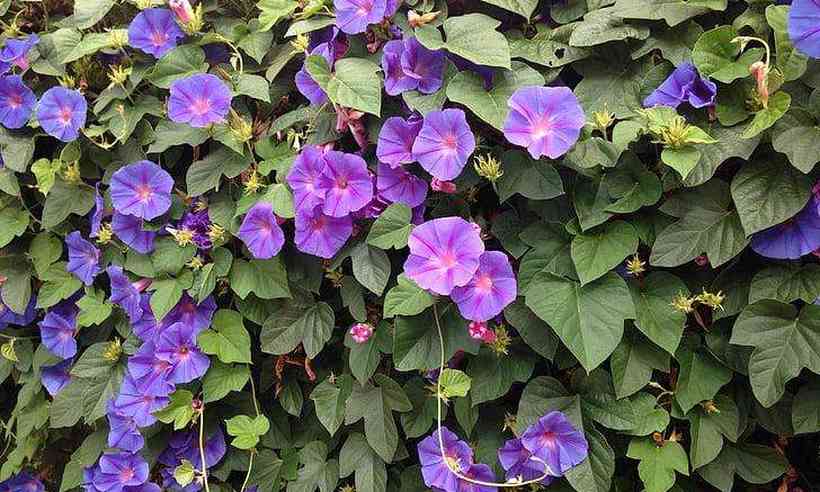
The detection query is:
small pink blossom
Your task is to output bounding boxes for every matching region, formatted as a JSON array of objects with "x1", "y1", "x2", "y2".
[
  {"x1": 431, "y1": 178, "x2": 456, "y2": 194},
  {"x1": 169, "y1": 0, "x2": 195, "y2": 23},
  {"x1": 468, "y1": 321, "x2": 495, "y2": 343},
  {"x1": 349, "y1": 323, "x2": 374, "y2": 344}
]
